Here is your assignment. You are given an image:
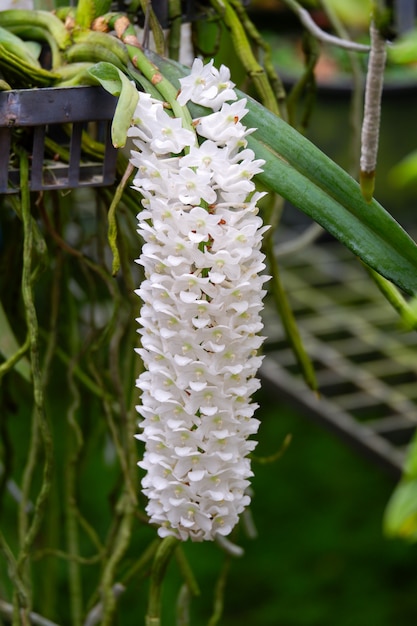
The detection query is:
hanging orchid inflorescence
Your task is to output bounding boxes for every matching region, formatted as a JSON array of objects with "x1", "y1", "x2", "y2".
[{"x1": 129, "y1": 59, "x2": 270, "y2": 541}]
